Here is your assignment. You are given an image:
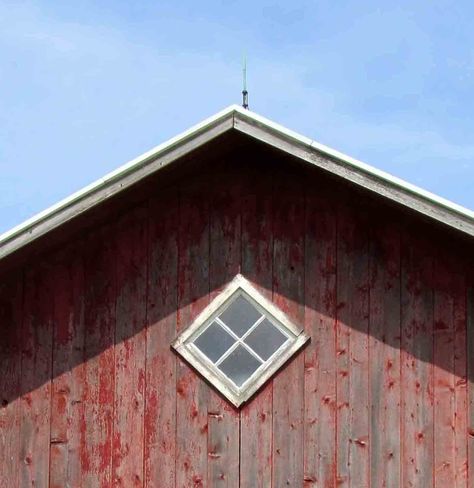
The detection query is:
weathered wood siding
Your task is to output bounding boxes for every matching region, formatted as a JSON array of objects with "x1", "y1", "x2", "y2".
[{"x1": 0, "y1": 147, "x2": 472, "y2": 488}]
